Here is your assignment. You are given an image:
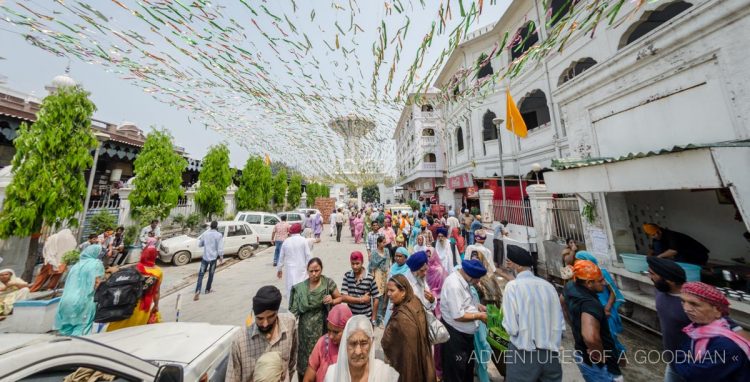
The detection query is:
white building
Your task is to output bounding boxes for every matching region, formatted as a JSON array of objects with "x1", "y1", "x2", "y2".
[
  {"x1": 394, "y1": 92, "x2": 450, "y2": 207},
  {"x1": 435, "y1": 0, "x2": 750, "y2": 328}
]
